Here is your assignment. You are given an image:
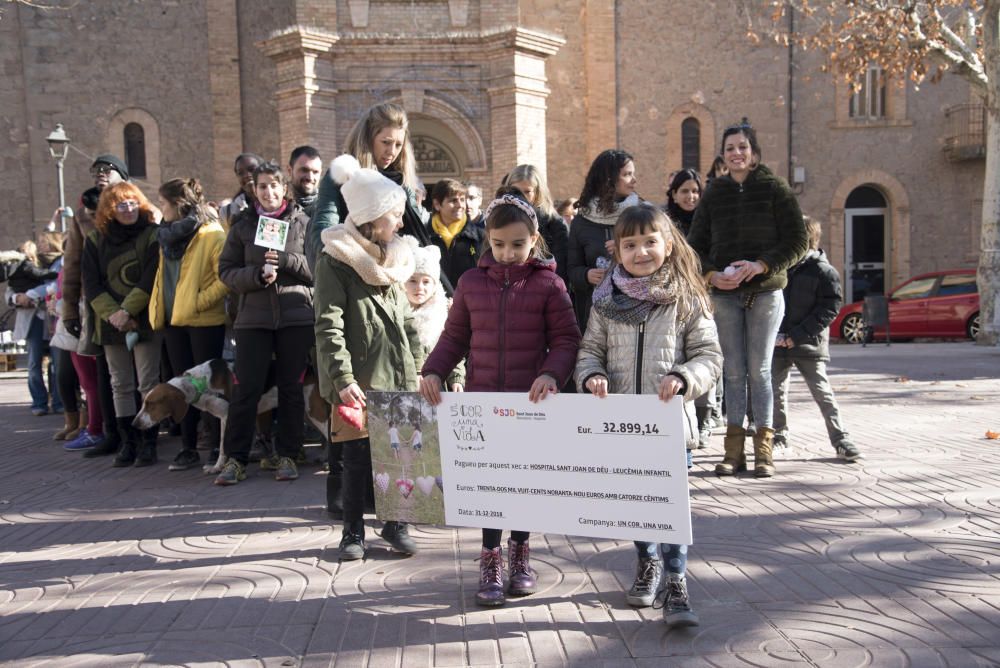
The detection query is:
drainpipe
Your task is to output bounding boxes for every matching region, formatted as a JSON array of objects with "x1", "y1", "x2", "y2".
[{"x1": 787, "y1": 4, "x2": 795, "y2": 184}]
